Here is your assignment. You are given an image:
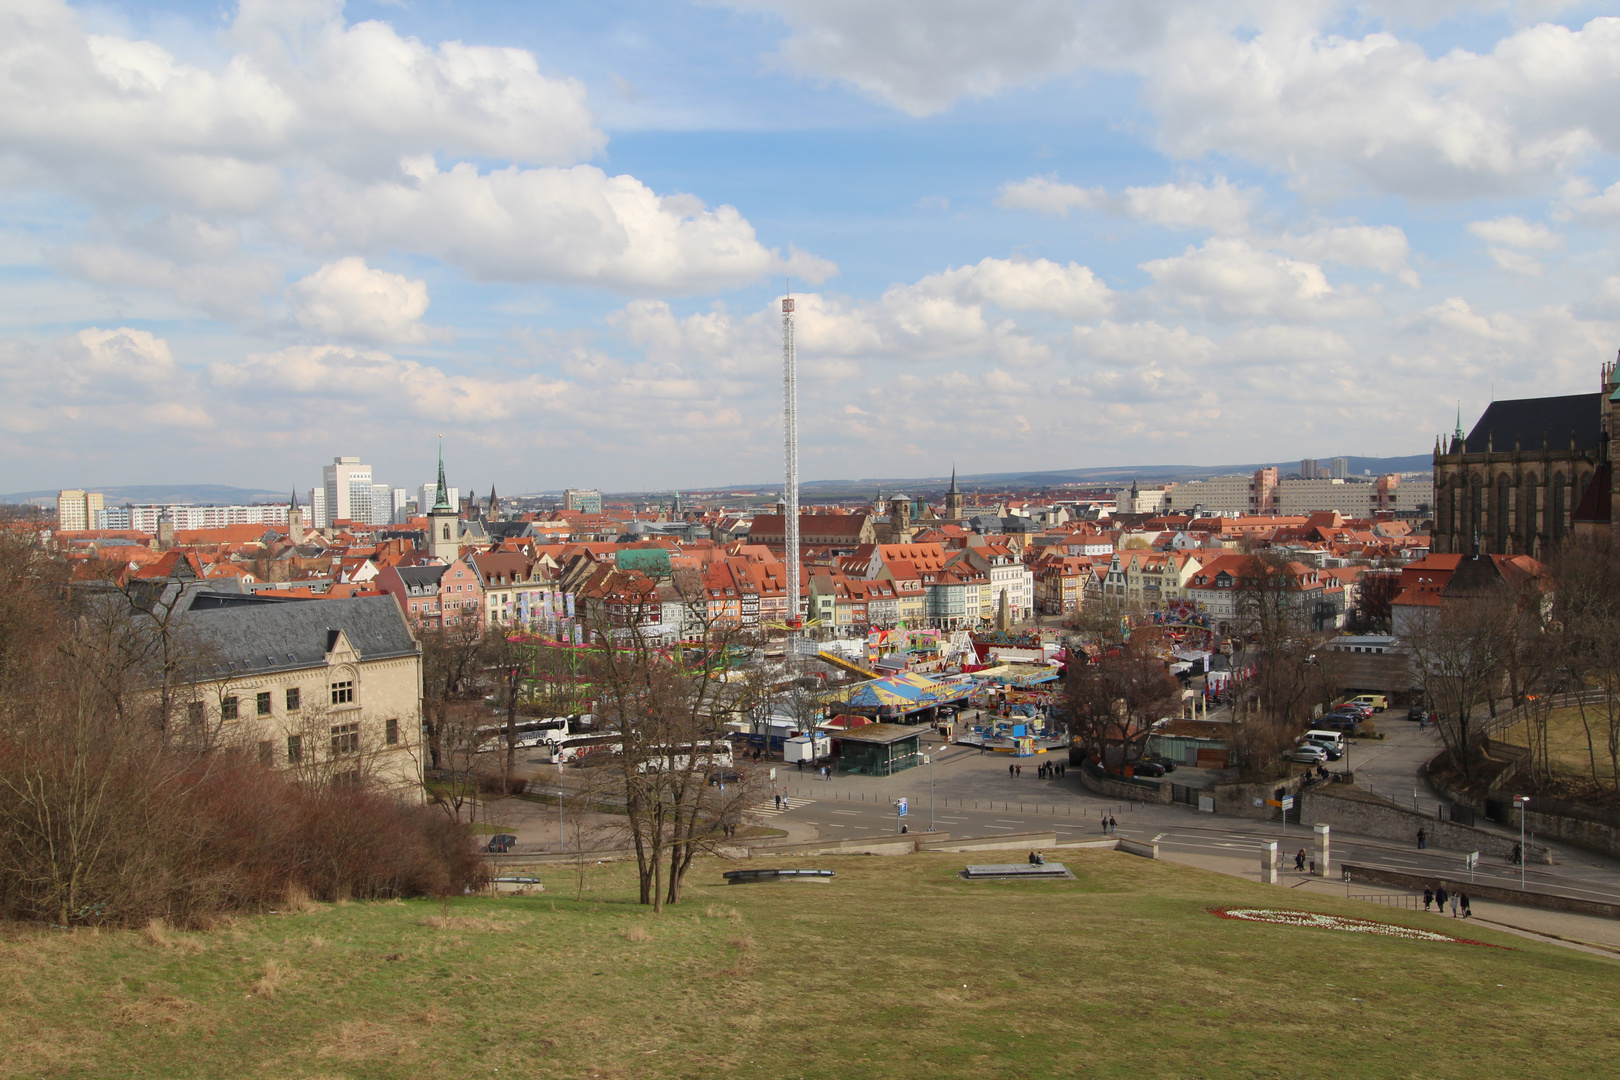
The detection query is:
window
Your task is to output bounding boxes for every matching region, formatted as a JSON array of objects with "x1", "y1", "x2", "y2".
[
  {"x1": 221, "y1": 695, "x2": 239, "y2": 721},
  {"x1": 286, "y1": 687, "x2": 301, "y2": 711},
  {"x1": 187, "y1": 701, "x2": 204, "y2": 726},
  {"x1": 286, "y1": 734, "x2": 303, "y2": 764},
  {"x1": 330, "y1": 680, "x2": 355, "y2": 706},
  {"x1": 385, "y1": 718, "x2": 399, "y2": 745},
  {"x1": 256, "y1": 691, "x2": 272, "y2": 716},
  {"x1": 258, "y1": 740, "x2": 274, "y2": 765},
  {"x1": 331, "y1": 722, "x2": 360, "y2": 756}
]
